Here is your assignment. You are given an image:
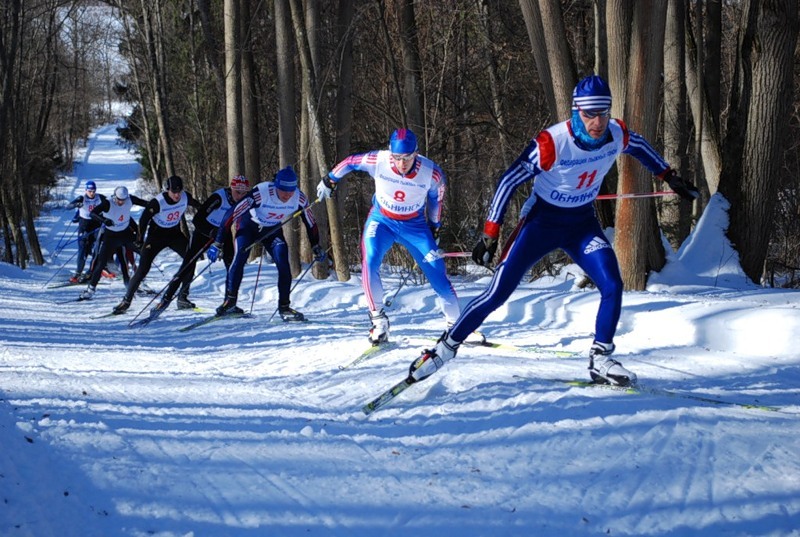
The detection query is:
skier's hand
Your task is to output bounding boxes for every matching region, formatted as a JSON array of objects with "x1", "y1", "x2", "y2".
[
  {"x1": 312, "y1": 244, "x2": 327, "y2": 263},
  {"x1": 103, "y1": 218, "x2": 114, "y2": 227},
  {"x1": 472, "y1": 234, "x2": 497, "y2": 266},
  {"x1": 316, "y1": 176, "x2": 337, "y2": 200},
  {"x1": 207, "y1": 242, "x2": 223, "y2": 263},
  {"x1": 662, "y1": 169, "x2": 699, "y2": 201}
]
